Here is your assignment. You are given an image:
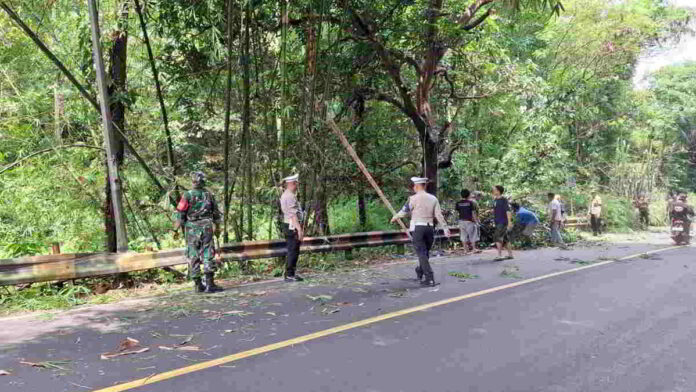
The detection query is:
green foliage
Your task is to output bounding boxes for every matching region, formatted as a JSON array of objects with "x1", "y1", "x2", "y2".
[
  {"x1": 0, "y1": 283, "x2": 92, "y2": 313},
  {"x1": 0, "y1": 0, "x2": 693, "y2": 263}
]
